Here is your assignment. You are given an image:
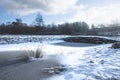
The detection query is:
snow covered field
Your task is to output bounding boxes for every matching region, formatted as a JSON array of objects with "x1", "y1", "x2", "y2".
[
  {"x1": 0, "y1": 35, "x2": 69, "y2": 44},
  {"x1": 0, "y1": 35, "x2": 120, "y2": 80},
  {"x1": 0, "y1": 35, "x2": 120, "y2": 45}
]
